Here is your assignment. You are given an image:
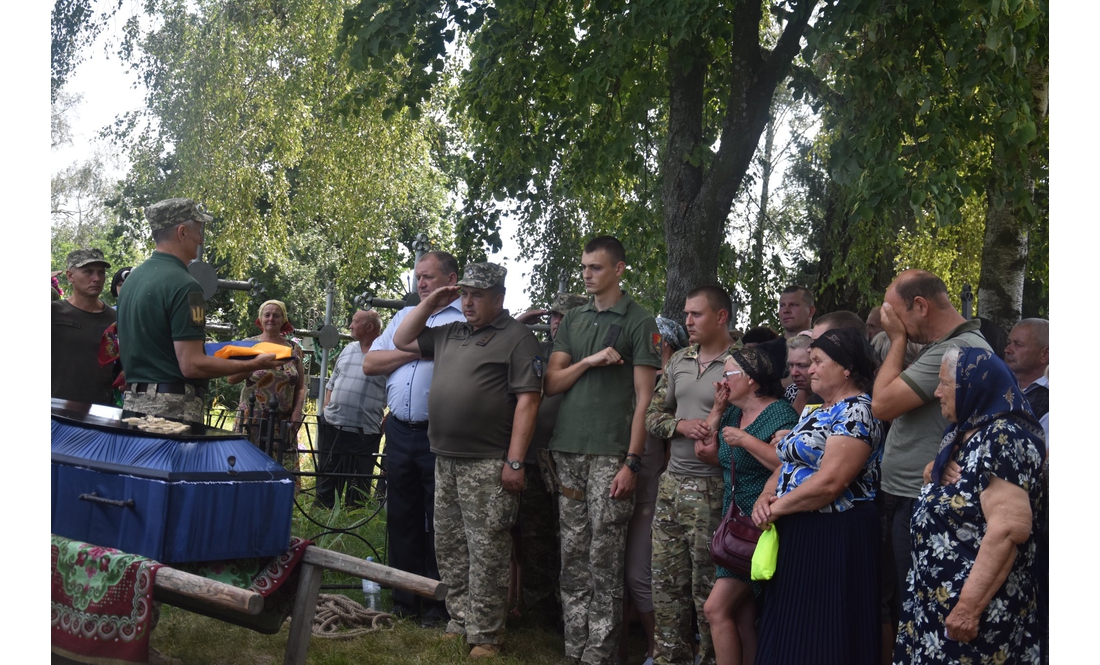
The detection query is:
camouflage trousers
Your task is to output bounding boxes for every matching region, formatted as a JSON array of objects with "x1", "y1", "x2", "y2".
[
  {"x1": 553, "y1": 451, "x2": 635, "y2": 664},
  {"x1": 122, "y1": 387, "x2": 205, "y2": 424},
  {"x1": 434, "y1": 456, "x2": 519, "y2": 645},
  {"x1": 651, "y1": 472, "x2": 723, "y2": 665},
  {"x1": 519, "y1": 462, "x2": 562, "y2": 627}
]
